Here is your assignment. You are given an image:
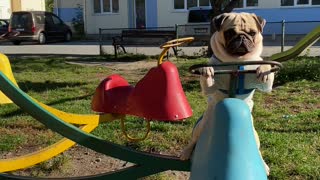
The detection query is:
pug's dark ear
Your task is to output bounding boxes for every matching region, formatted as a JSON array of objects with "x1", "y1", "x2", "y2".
[
  {"x1": 212, "y1": 13, "x2": 228, "y2": 32},
  {"x1": 252, "y1": 14, "x2": 266, "y2": 33}
]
